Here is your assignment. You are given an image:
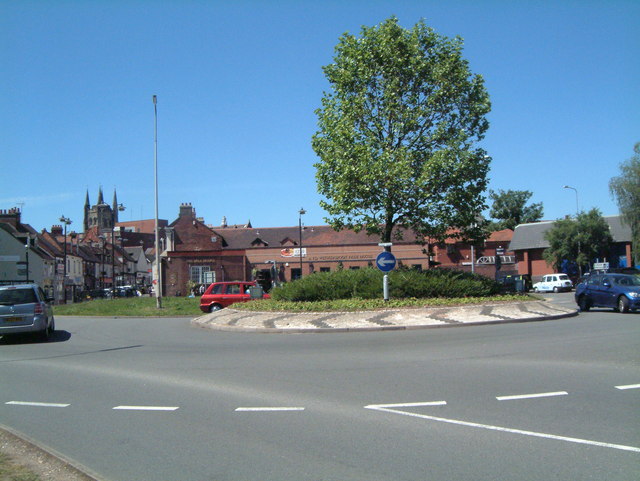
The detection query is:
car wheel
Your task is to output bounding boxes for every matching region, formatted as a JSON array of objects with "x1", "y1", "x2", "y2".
[
  {"x1": 209, "y1": 304, "x2": 222, "y2": 313},
  {"x1": 553, "y1": 286, "x2": 559, "y2": 293},
  {"x1": 617, "y1": 296, "x2": 630, "y2": 314},
  {"x1": 578, "y1": 296, "x2": 590, "y2": 312}
]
